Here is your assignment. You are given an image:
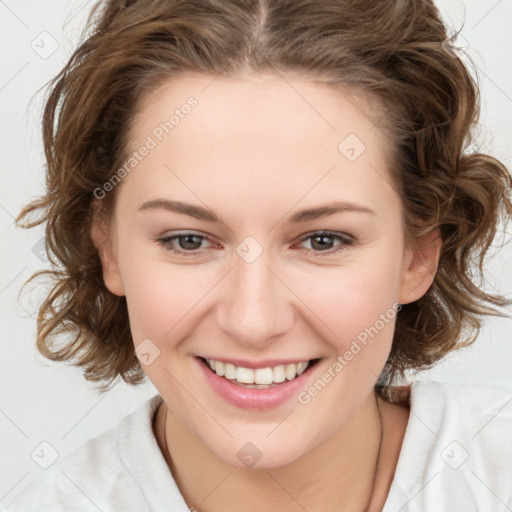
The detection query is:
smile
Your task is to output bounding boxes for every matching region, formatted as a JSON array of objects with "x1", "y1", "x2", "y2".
[
  {"x1": 196, "y1": 356, "x2": 322, "y2": 409},
  {"x1": 205, "y1": 357, "x2": 313, "y2": 388}
]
